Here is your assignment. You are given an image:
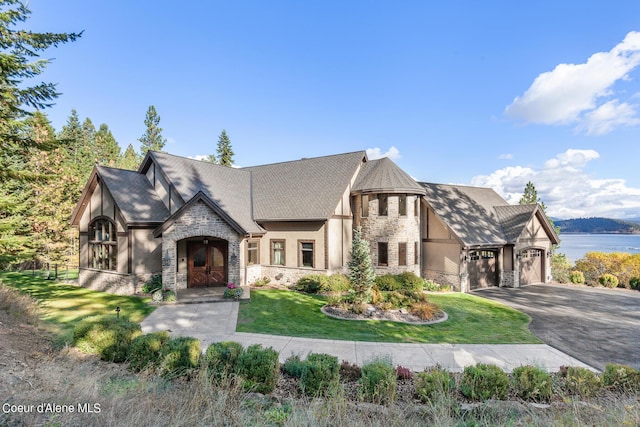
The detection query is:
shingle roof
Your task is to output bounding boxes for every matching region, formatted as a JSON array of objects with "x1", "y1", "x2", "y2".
[
  {"x1": 244, "y1": 151, "x2": 366, "y2": 221},
  {"x1": 494, "y1": 204, "x2": 538, "y2": 242},
  {"x1": 352, "y1": 157, "x2": 426, "y2": 195},
  {"x1": 97, "y1": 166, "x2": 169, "y2": 223},
  {"x1": 420, "y1": 183, "x2": 508, "y2": 247},
  {"x1": 147, "y1": 152, "x2": 263, "y2": 234}
]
